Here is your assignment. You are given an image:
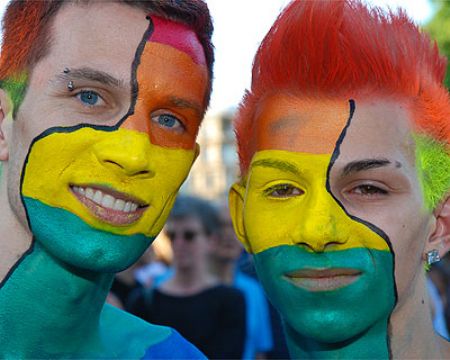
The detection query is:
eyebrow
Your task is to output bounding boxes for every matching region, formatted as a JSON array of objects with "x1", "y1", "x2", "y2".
[
  {"x1": 342, "y1": 158, "x2": 394, "y2": 176},
  {"x1": 54, "y1": 67, "x2": 125, "y2": 88},
  {"x1": 168, "y1": 96, "x2": 203, "y2": 117},
  {"x1": 251, "y1": 159, "x2": 301, "y2": 176}
]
